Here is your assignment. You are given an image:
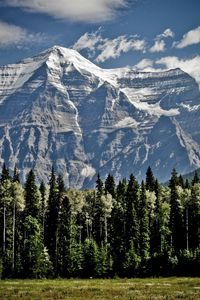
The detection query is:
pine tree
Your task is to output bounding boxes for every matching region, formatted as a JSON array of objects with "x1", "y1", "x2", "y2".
[
  {"x1": 111, "y1": 179, "x2": 127, "y2": 275},
  {"x1": 58, "y1": 195, "x2": 72, "y2": 277},
  {"x1": 123, "y1": 241, "x2": 141, "y2": 277},
  {"x1": 22, "y1": 215, "x2": 44, "y2": 278},
  {"x1": 24, "y1": 169, "x2": 40, "y2": 219},
  {"x1": 1, "y1": 163, "x2": 10, "y2": 182},
  {"x1": 83, "y1": 238, "x2": 99, "y2": 278},
  {"x1": 185, "y1": 179, "x2": 190, "y2": 189},
  {"x1": 145, "y1": 166, "x2": 155, "y2": 192},
  {"x1": 139, "y1": 181, "x2": 150, "y2": 264},
  {"x1": 125, "y1": 174, "x2": 140, "y2": 254},
  {"x1": 152, "y1": 179, "x2": 161, "y2": 253},
  {"x1": 45, "y1": 167, "x2": 59, "y2": 275},
  {"x1": 192, "y1": 171, "x2": 200, "y2": 186},
  {"x1": 39, "y1": 181, "x2": 46, "y2": 239},
  {"x1": 13, "y1": 165, "x2": 20, "y2": 183},
  {"x1": 169, "y1": 169, "x2": 184, "y2": 251},
  {"x1": 105, "y1": 174, "x2": 116, "y2": 198},
  {"x1": 93, "y1": 174, "x2": 104, "y2": 245},
  {"x1": 178, "y1": 175, "x2": 185, "y2": 188}
]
